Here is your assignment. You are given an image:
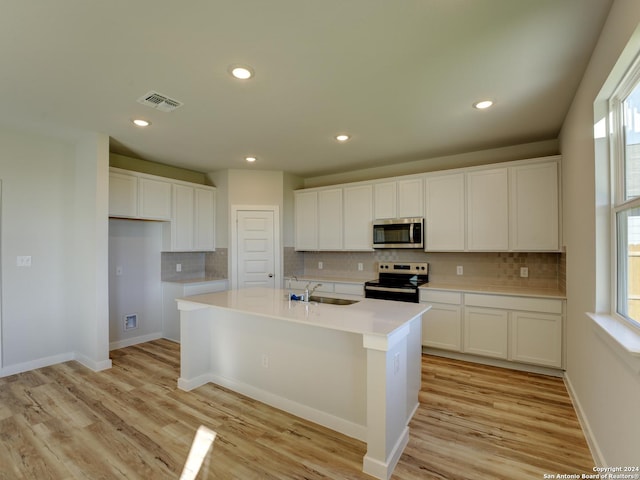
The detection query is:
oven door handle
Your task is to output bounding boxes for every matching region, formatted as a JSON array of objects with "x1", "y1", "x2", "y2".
[{"x1": 365, "y1": 285, "x2": 416, "y2": 293}]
